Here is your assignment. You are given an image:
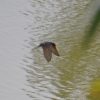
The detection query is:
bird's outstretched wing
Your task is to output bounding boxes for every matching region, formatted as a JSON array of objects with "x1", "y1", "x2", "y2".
[
  {"x1": 43, "y1": 46, "x2": 52, "y2": 62},
  {"x1": 51, "y1": 45, "x2": 59, "y2": 56}
]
